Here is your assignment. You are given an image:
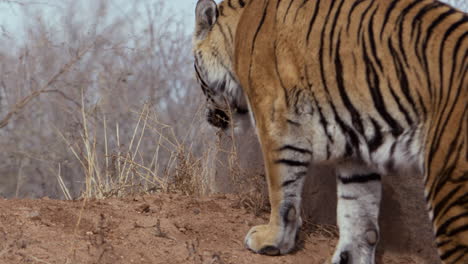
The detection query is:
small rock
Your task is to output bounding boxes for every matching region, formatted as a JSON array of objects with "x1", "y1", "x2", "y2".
[{"x1": 193, "y1": 208, "x2": 201, "y2": 215}]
